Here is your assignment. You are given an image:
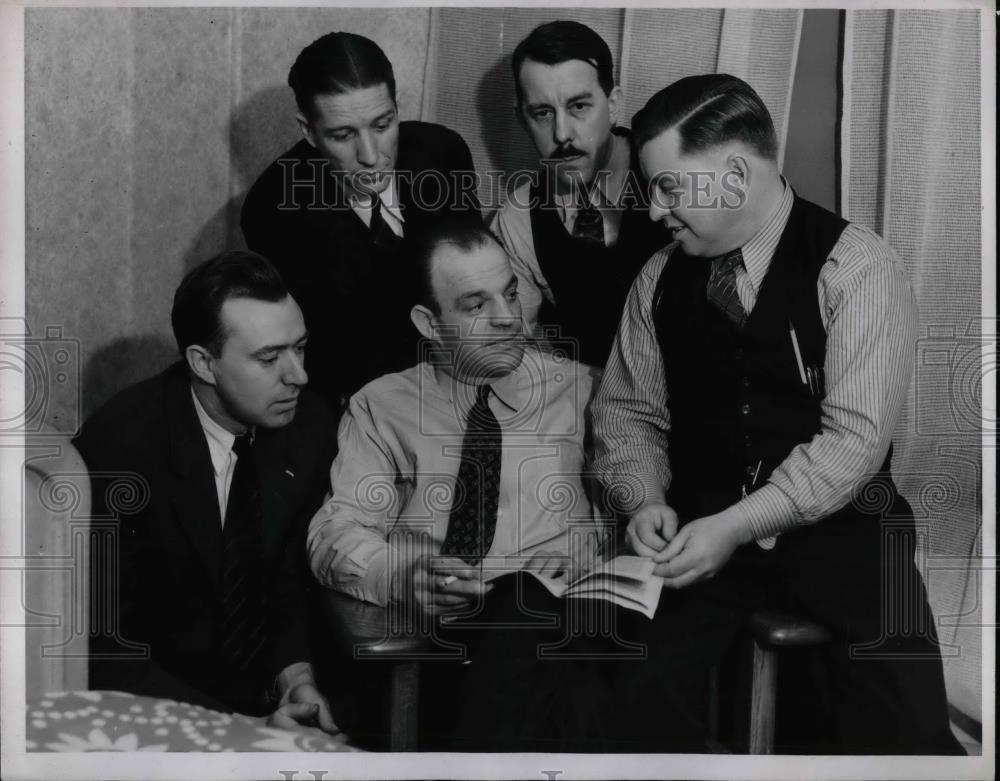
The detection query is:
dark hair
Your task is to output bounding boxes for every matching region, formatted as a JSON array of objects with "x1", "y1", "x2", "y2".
[
  {"x1": 288, "y1": 32, "x2": 397, "y2": 119},
  {"x1": 171, "y1": 250, "x2": 289, "y2": 357},
  {"x1": 511, "y1": 20, "x2": 614, "y2": 105},
  {"x1": 632, "y1": 74, "x2": 778, "y2": 160},
  {"x1": 408, "y1": 219, "x2": 503, "y2": 314}
]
